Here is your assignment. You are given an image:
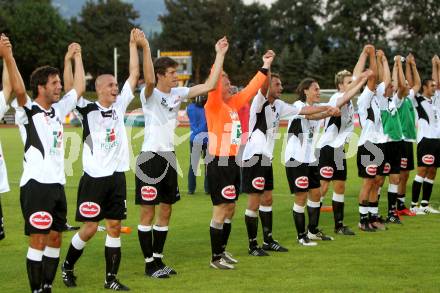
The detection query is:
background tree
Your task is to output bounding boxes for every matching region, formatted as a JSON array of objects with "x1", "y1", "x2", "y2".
[
  {"x1": 71, "y1": 0, "x2": 139, "y2": 86},
  {"x1": 0, "y1": 0, "x2": 70, "y2": 86}
]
